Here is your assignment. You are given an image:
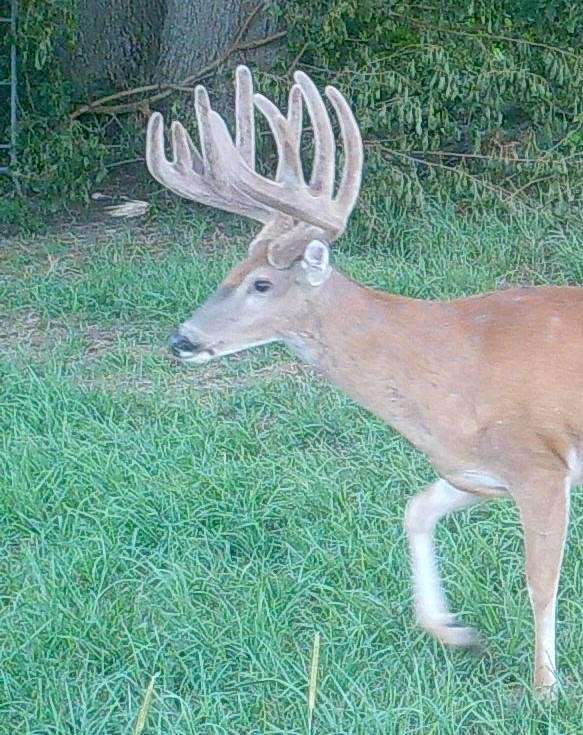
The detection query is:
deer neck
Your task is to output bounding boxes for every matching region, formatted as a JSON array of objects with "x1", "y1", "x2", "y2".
[{"x1": 285, "y1": 270, "x2": 460, "y2": 454}]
